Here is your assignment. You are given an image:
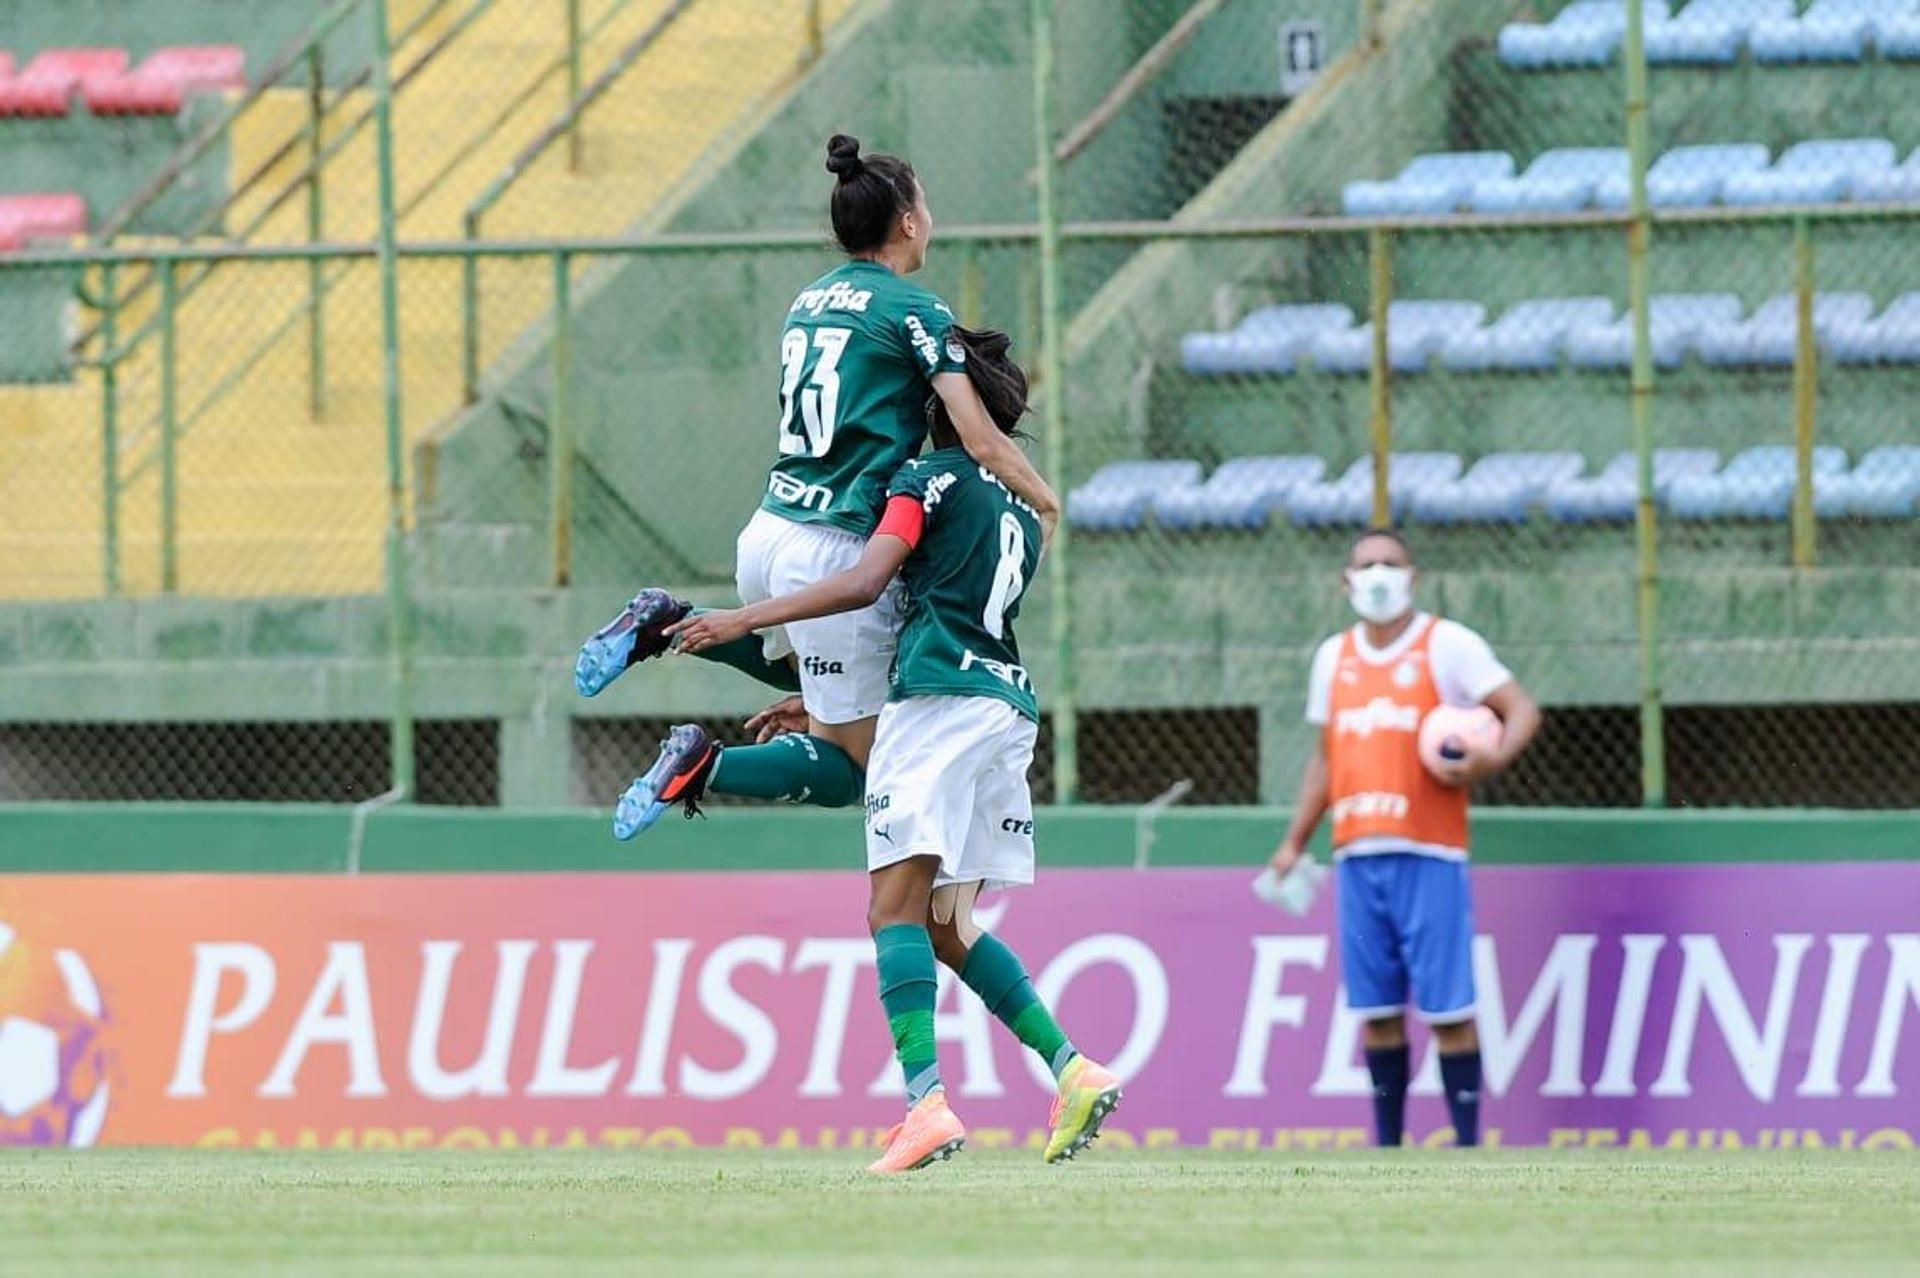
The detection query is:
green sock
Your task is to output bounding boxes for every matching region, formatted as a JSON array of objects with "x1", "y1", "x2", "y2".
[
  {"x1": 675, "y1": 609, "x2": 801, "y2": 692},
  {"x1": 959, "y1": 933, "x2": 1079, "y2": 1079},
  {"x1": 706, "y1": 735, "x2": 862, "y2": 807},
  {"x1": 874, "y1": 923, "x2": 941, "y2": 1106}
]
